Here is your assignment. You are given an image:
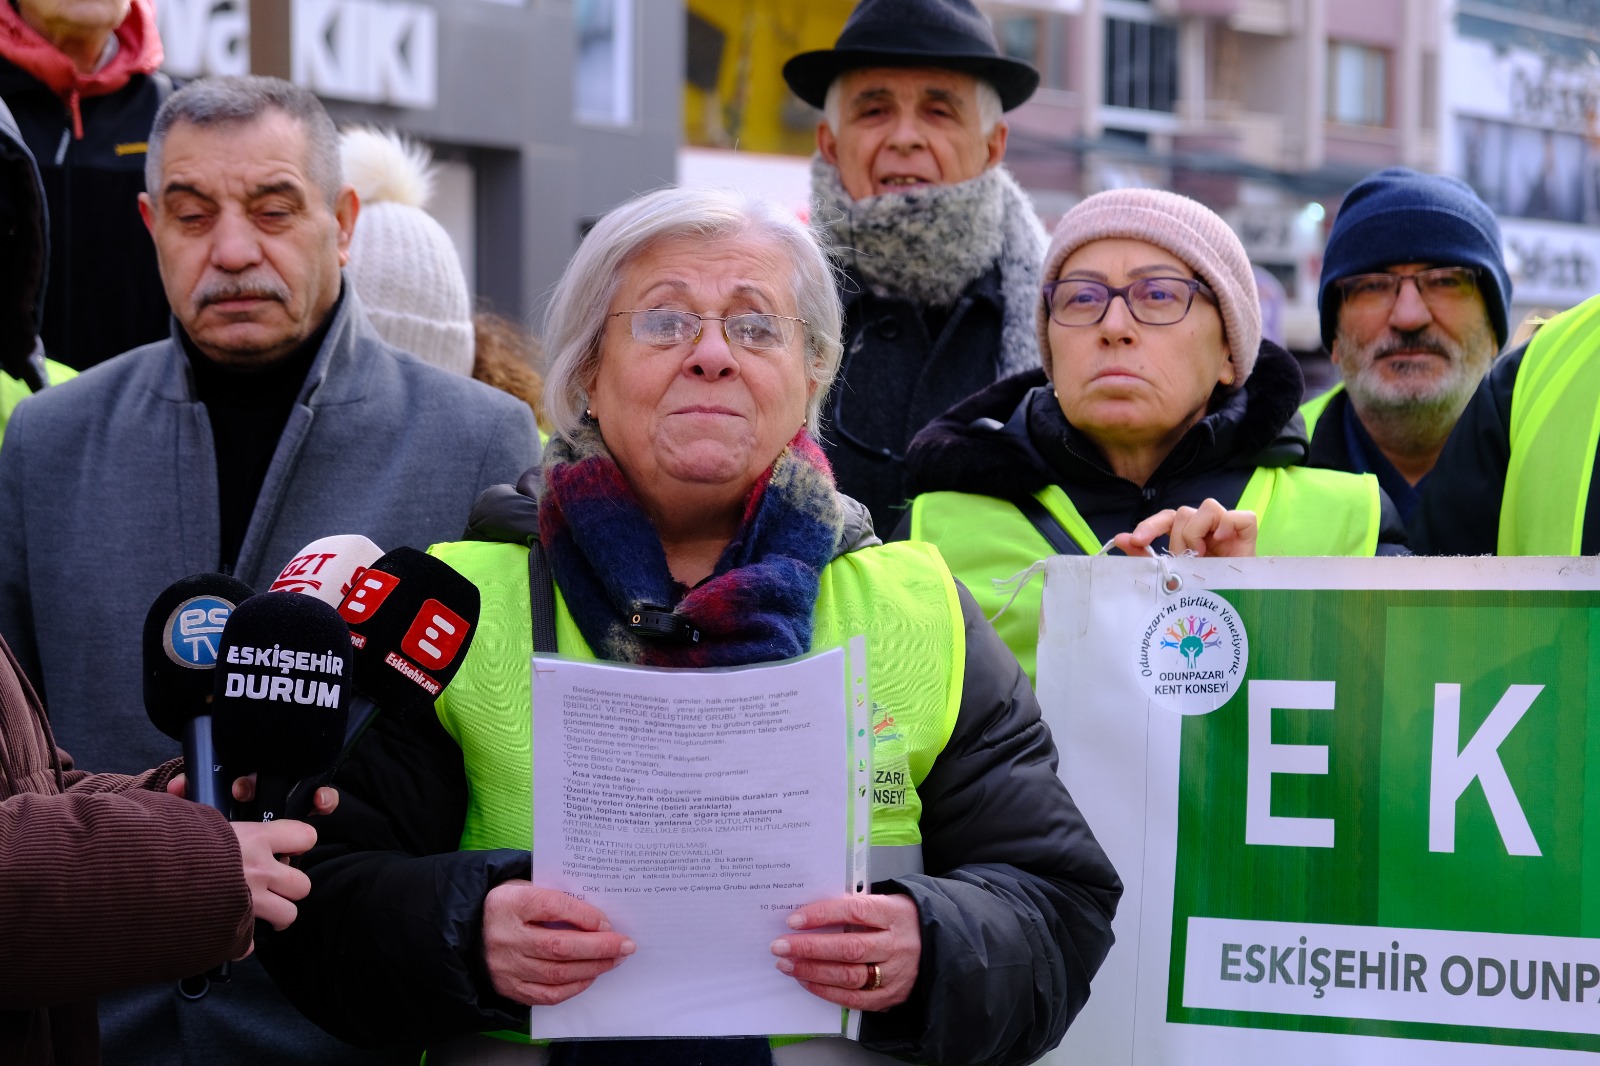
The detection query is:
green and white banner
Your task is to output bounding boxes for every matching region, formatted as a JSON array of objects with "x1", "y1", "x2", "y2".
[{"x1": 1034, "y1": 555, "x2": 1600, "y2": 1065}]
